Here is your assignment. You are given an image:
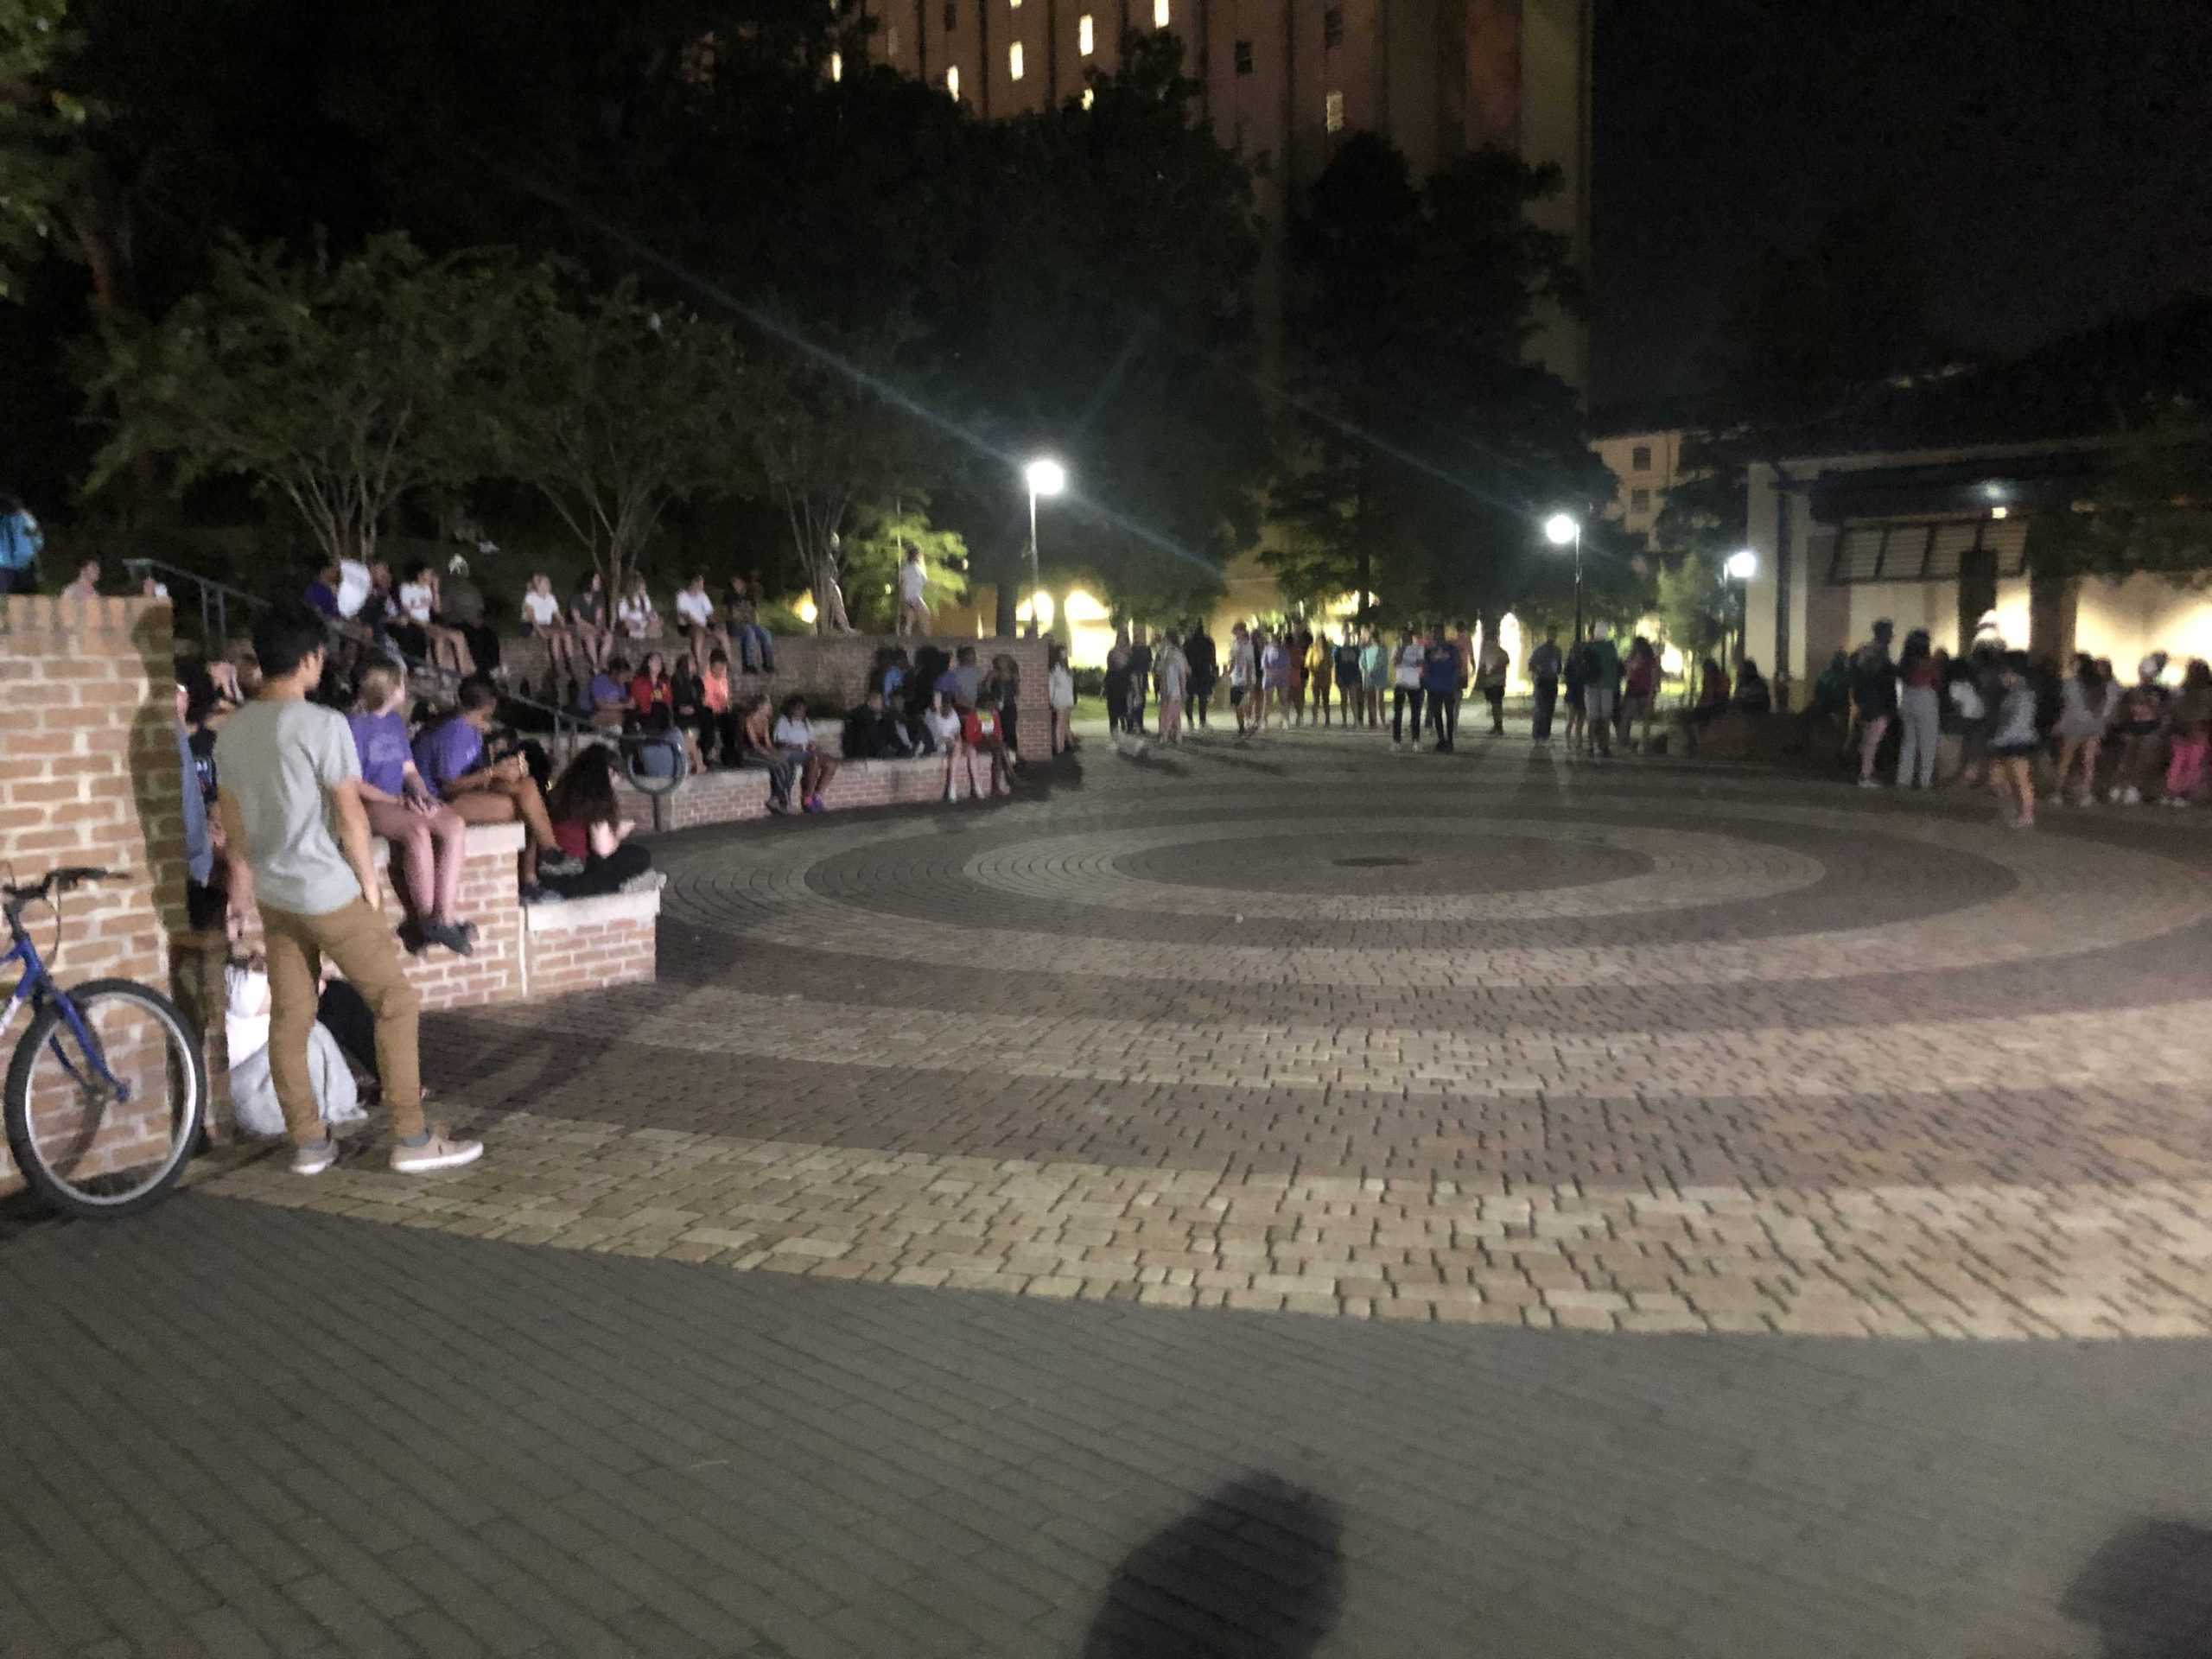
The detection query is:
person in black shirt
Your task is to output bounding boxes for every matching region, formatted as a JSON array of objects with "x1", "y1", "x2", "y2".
[
  {"x1": 842, "y1": 690, "x2": 915, "y2": 760},
  {"x1": 1185, "y1": 624, "x2": 1218, "y2": 731},
  {"x1": 1126, "y1": 632, "x2": 1153, "y2": 734}
]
